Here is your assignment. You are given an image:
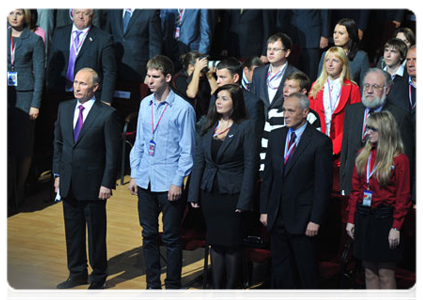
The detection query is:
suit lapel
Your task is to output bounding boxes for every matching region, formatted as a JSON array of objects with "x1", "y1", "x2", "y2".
[
  {"x1": 65, "y1": 100, "x2": 77, "y2": 143},
  {"x1": 74, "y1": 101, "x2": 101, "y2": 145},
  {"x1": 76, "y1": 26, "x2": 95, "y2": 59},
  {"x1": 216, "y1": 122, "x2": 240, "y2": 161},
  {"x1": 333, "y1": 81, "x2": 352, "y2": 115},
  {"x1": 203, "y1": 126, "x2": 214, "y2": 161},
  {"x1": 284, "y1": 123, "x2": 313, "y2": 177},
  {"x1": 125, "y1": 9, "x2": 141, "y2": 35}
]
